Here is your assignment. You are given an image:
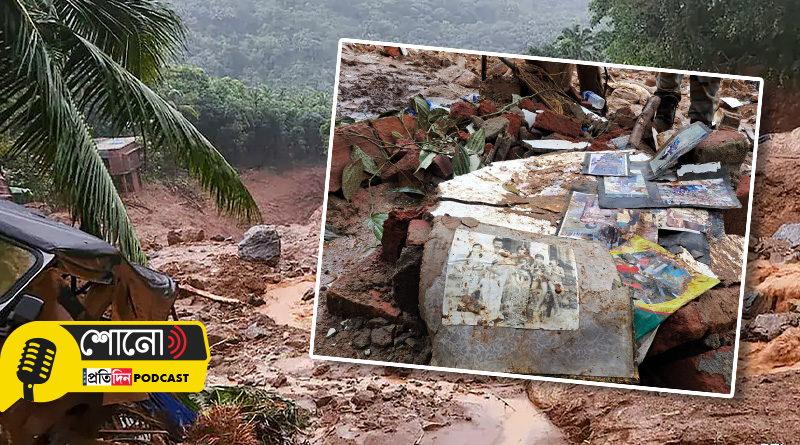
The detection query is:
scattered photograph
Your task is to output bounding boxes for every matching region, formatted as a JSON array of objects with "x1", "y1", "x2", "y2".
[
  {"x1": 656, "y1": 178, "x2": 739, "y2": 208},
  {"x1": 648, "y1": 122, "x2": 711, "y2": 178},
  {"x1": 585, "y1": 152, "x2": 629, "y2": 176},
  {"x1": 653, "y1": 208, "x2": 726, "y2": 238},
  {"x1": 616, "y1": 210, "x2": 659, "y2": 245},
  {"x1": 604, "y1": 170, "x2": 649, "y2": 197},
  {"x1": 558, "y1": 191, "x2": 620, "y2": 248},
  {"x1": 442, "y1": 228, "x2": 579, "y2": 330}
]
